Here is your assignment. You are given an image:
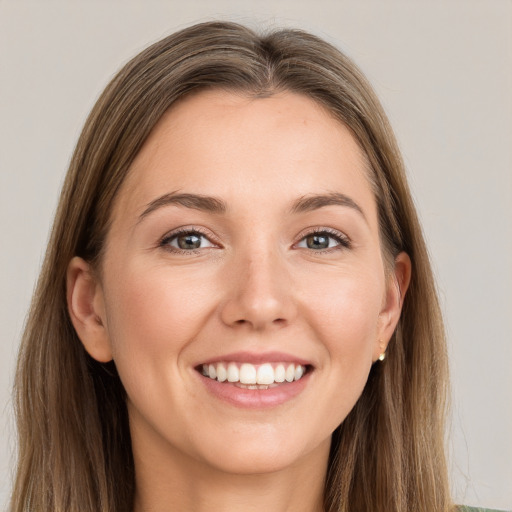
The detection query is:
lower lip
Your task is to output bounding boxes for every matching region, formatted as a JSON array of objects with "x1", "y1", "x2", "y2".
[{"x1": 198, "y1": 372, "x2": 311, "y2": 409}]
